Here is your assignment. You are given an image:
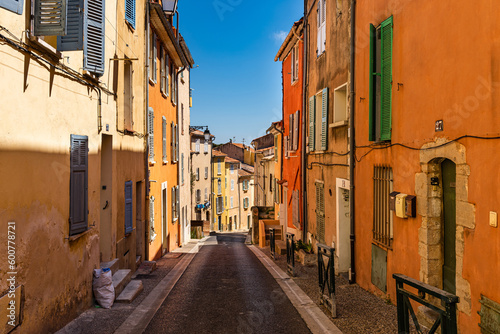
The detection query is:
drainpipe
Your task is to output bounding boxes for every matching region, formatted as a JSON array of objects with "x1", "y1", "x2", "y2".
[
  {"x1": 145, "y1": 2, "x2": 151, "y2": 261},
  {"x1": 301, "y1": 0, "x2": 309, "y2": 242},
  {"x1": 349, "y1": 0, "x2": 357, "y2": 284}
]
